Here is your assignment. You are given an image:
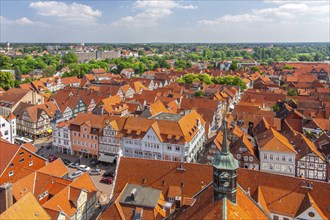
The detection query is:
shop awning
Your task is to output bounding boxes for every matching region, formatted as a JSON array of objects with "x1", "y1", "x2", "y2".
[
  {"x1": 98, "y1": 154, "x2": 116, "y2": 163},
  {"x1": 46, "y1": 128, "x2": 52, "y2": 133}
]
